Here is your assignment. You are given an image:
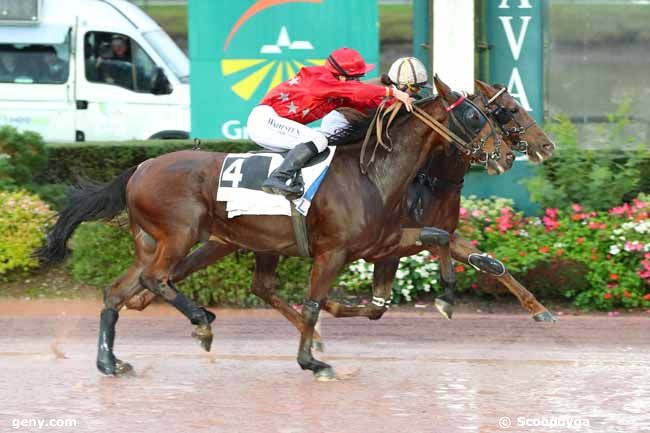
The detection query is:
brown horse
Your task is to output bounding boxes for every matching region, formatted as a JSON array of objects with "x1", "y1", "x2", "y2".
[
  {"x1": 39, "y1": 76, "x2": 505, "y2": 378},
  {"x1": 126, "y1": 81, "x2": 557, "y2": 322}
]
